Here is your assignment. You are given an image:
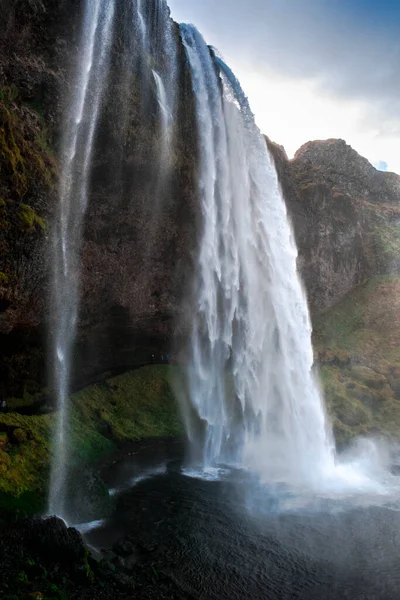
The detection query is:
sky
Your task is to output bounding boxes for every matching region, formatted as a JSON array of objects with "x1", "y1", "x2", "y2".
[{"x1": 168, "y1": 0, "x2": 400, "y2": 174}]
